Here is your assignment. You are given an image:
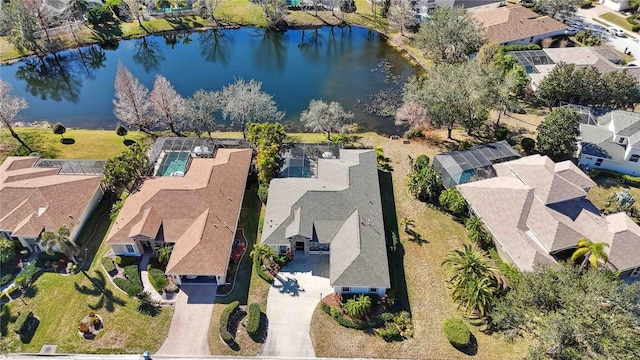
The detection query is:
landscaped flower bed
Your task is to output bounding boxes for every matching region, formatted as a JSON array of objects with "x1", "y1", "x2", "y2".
[{"x1": 77, "y1": 311, "x2": 103, "y2": 339}]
